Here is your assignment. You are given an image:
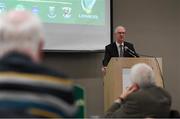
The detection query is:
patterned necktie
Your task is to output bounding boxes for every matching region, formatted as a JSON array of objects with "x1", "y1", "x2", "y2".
[{"x1": 119, "y1": 45, "x2": 124, "y2": 57}]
